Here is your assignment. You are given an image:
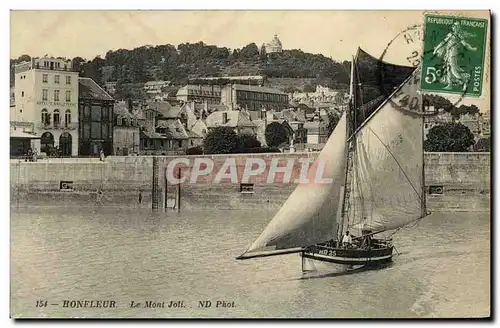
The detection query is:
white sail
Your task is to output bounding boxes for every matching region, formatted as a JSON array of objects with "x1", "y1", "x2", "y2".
[
  {"x1": 239, "y1": 113, "x2": 348, "y2": 258},
  {"x1": 348, "y1": 69, "x2": 425, "y2": 233}
]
